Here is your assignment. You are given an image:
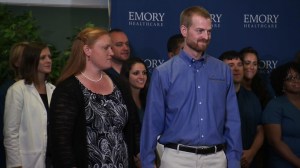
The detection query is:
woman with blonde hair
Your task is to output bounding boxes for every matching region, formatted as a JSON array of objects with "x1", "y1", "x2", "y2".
[
  {"x1": 0, "y1": 41, "x2": 29, "y2": 167},
  {"x1": 49, "y1": 27, "x2": 140, "y2": 168}
]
